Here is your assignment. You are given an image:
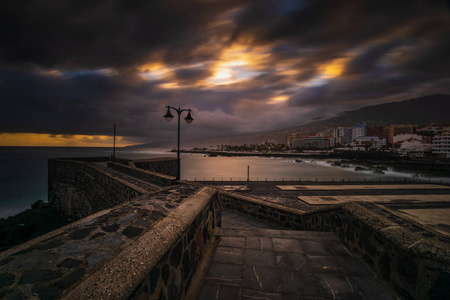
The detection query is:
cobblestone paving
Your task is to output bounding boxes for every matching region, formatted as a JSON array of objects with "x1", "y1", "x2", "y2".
[
  {"x1": 0, "y1": 185, "x2": 199, "y2": 300},
  {"x1": 199, "y1": 226, "x2": 398, "y2": 299}
]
